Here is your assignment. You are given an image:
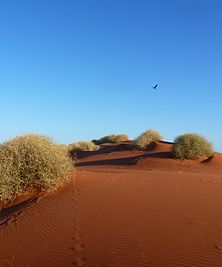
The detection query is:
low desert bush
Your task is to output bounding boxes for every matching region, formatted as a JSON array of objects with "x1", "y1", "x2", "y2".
[
  {"x1": 172, "y1": 133, "x2": 214, "y2": 159},
  {"x1": 94, "y1": 134, "x2": 129, "y2": 145},
  {"x1": 0, "y1": 134, "x2": 73, "y2": 202},
  {"x1": 135, "y1": 129, "x2": 163, "y2": 150},
  {"x1": 68, "y1": 141, "x2": 99, "y2": 157}
]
